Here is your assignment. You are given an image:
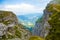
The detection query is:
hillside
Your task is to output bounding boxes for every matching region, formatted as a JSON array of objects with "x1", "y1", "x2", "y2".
[
  {"x1": 45, "y1": 1, "x2": 60, "y2": 40},
  {"x1": 32, "y1": 8, "x2": 50, "y2": 38},
  {"x1": 0, "y1": 11, "x2": 31, "y2": 40},
  {"x1": 32, "y1": 1, "x2": 60, "y2": 40}
]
